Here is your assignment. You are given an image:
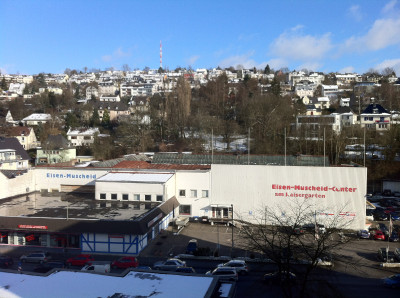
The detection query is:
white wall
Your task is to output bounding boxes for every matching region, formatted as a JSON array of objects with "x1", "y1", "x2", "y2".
[
  {"x1": 211, "y1": 164, "x2": 367, "y2": 230},
  {"x1": 175, "y1": 170, "x2": 211, "y2": 217},
  {"x1": 0, "y1": 170, "x2": 35, "y2": 200},
  {"x1": 34, "y1": 168, "x2": 109, "y2": 192}
]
